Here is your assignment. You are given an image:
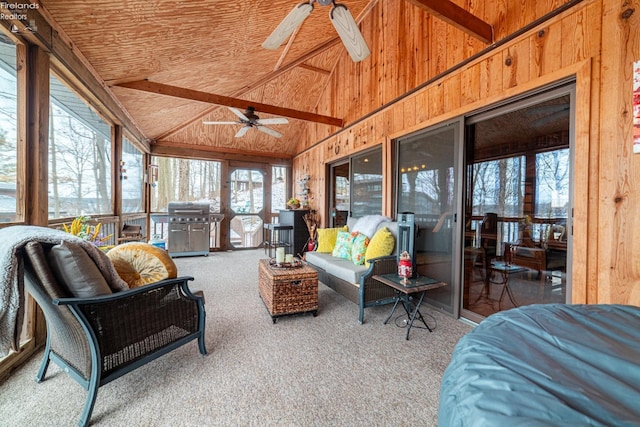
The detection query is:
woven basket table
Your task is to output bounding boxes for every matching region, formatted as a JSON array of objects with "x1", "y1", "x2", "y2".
[{"x1": 258, "y1": 259, "x2": 318, "y2": 323}]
